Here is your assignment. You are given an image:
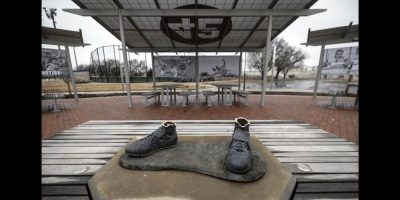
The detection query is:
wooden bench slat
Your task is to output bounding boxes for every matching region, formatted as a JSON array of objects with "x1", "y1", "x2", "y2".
[
  {"x1": 42, "y1": 154, "x2": 115, "y2": 159},
  {"x1": 42, "y1": 139, "x2": 130, "y2": 143},
  {"x1": 42, "y1": 165, "x2": 103, "y2": 176},
  {"x1": 41, "y1": 196, "x2": 90, "y2": 200},
  {"x1": 278, "y1": 156, "x2": 358, "y2": 163},
  {"x1": 293, "y1": 192, "x2": 358, "y2": 200},
  {"x1": 294, "y1": 174, "x2": 359, "y2": 182},
  {"x1": 42, "y1": 143, "x2": 127, "y2": 147},
  {"x1": 42, "y1": 176, "x2": 92, "y2": 185},
  {"x1": 284, "y1": 163, "x2": 358, "y2": 173},
  {"x1": 274, "y1": 151, "x2": 358, "y2": 157},
  {"x1": 268, "y1": 145, "x2": 358, "y2": 152},
  {"x1": 42, "y1": 147, "x2": 121, "y2": 154},
  {"x1": 42, "y1": 185, "x2": 88, "y2": 195},
  {"x1": 42, "y1": 159, "x2": 108, "y2": 165},
  {"x1": 296, "y1": 182, "x2": 359, "y2": 193}
]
